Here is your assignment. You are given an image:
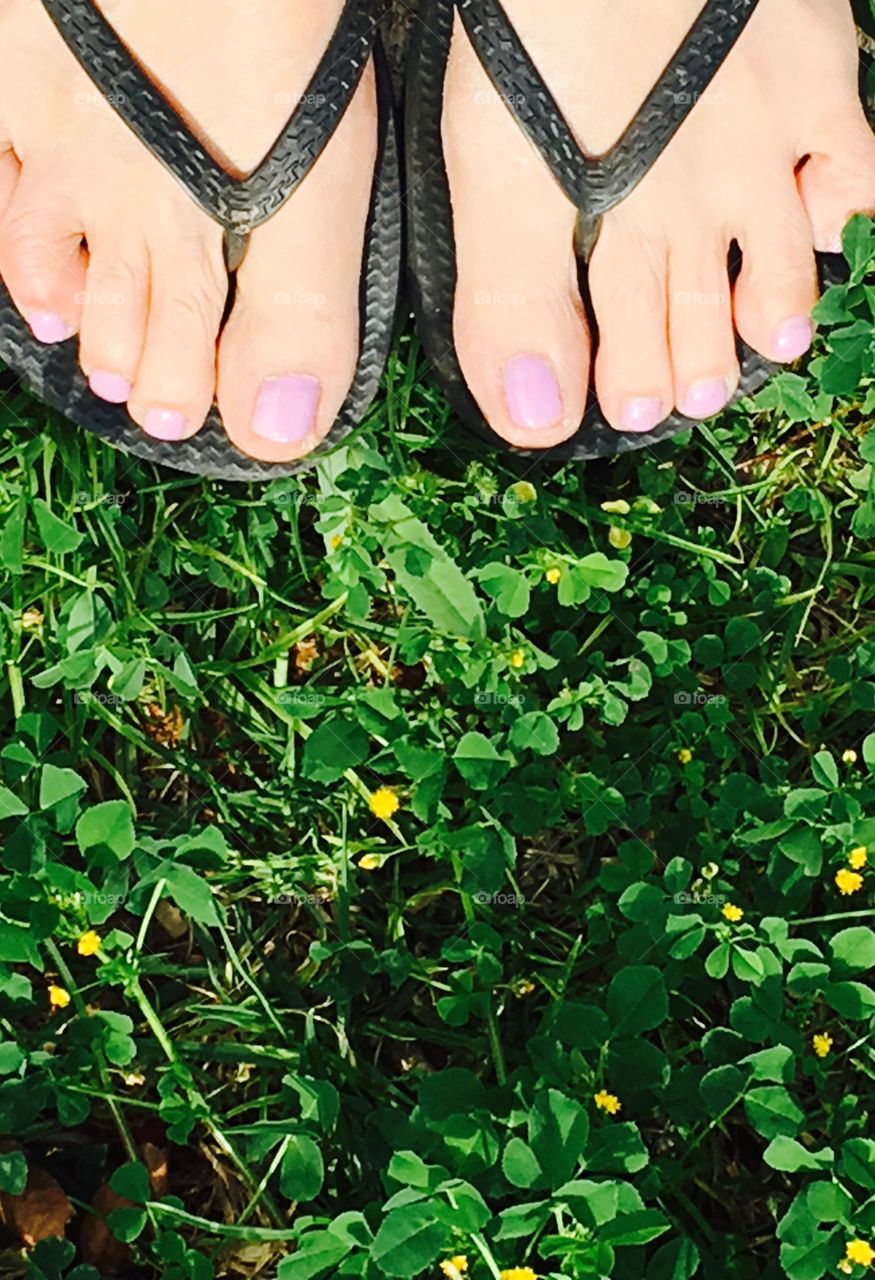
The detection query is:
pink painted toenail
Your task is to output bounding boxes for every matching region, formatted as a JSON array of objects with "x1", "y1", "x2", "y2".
[
  {"x1": 252, "y1": 374, "x2": 321, "y2": 443},
  {"x1": 29, "y1": 310, "x2": 73, "y2": 344},
  {"x1": 143, "y1": 409, "x2": 187, "y2": 441},
  {"x1": 89, "y1": 371, "x2": 132, "y2": 404},
  {"x1": 773, "y1": 315, "x2": 814, "y2": 363},
  {"x1": 503, "y1": 355, "x2": 563, "y2": 429},
  {"x1": 680, "y1": 377, "x2": 732, "y2": 420},
  {"x1": 619, "y1": 397, "x2": 664, "y2": 433}
]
